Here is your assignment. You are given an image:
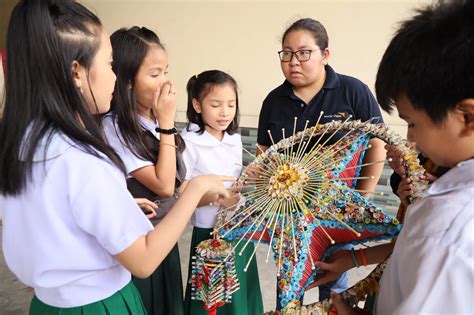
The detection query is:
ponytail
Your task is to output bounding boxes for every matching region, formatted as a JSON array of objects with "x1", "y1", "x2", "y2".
[{"x1": 0, "y1": 0, "x2": 125, "y2": 195}]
